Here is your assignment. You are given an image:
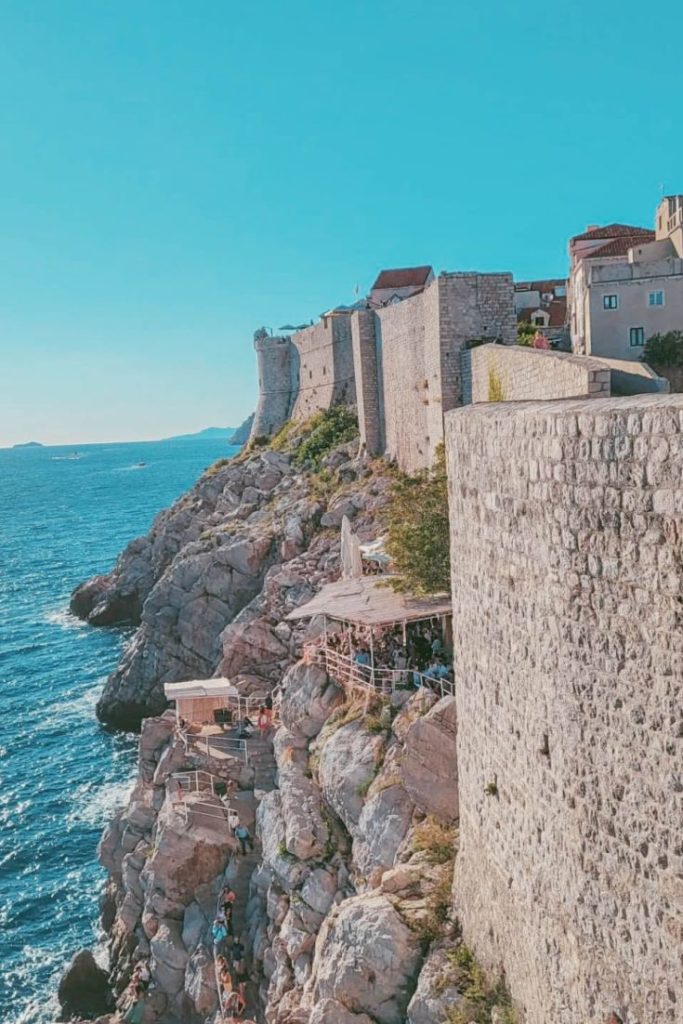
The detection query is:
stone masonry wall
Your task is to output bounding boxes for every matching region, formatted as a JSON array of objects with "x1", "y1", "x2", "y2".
[
  {"x1": 290, "y1": 314, "x2": 356, "y2": 421},
  {"x1": 371, "y1": 272, "x2": 516, "y2": 472},
  {"x1": 251, "y1": 334, "x2": 299, "y2": 439},
  {"x1": 463, "y1": 343, "x2": 611, "y2": 404},
  {"x1": 446, "y1": 395, "x2": 683, "y2": 1024},
  {"x1": 351, "y1": 308, "x2": 384, "y2": 455}
]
